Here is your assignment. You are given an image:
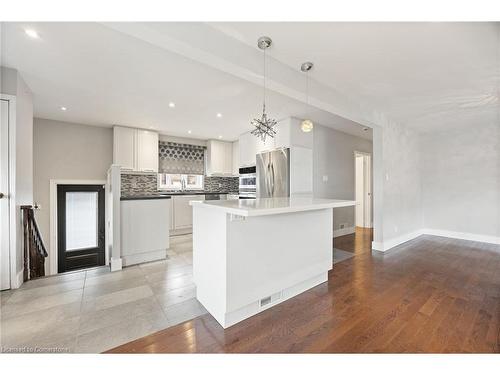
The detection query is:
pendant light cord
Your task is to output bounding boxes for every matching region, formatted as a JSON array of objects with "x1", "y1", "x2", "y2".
[
  {"x1": 306, "y1": 70, "x2": 309, "y2": 106},
  {"x1": 263, "y1": 48, "x2": 266, "y2": 113}
]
